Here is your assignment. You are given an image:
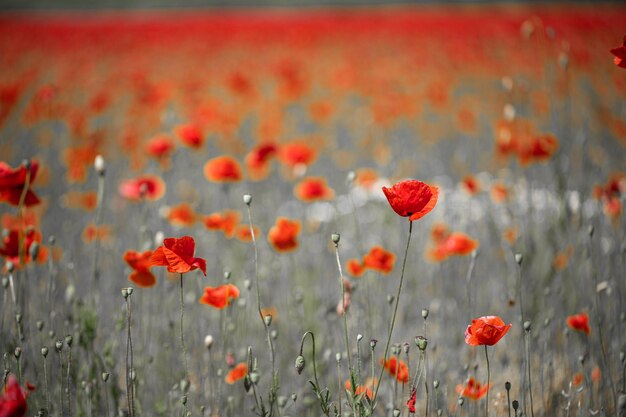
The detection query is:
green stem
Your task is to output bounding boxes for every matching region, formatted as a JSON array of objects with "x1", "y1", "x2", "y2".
[
  {"x1": 373, "y1": 220, "x2": 413, "y2": 404},
  {"x1": 485, "y1": 345, "x2": 490, "y2": 417},
  {"x1": 180, "y1": 274, "x2": 189, "y2": 383},
  {"x1": 334, "y1": 241, "x2": 352, "y2": 374}
]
